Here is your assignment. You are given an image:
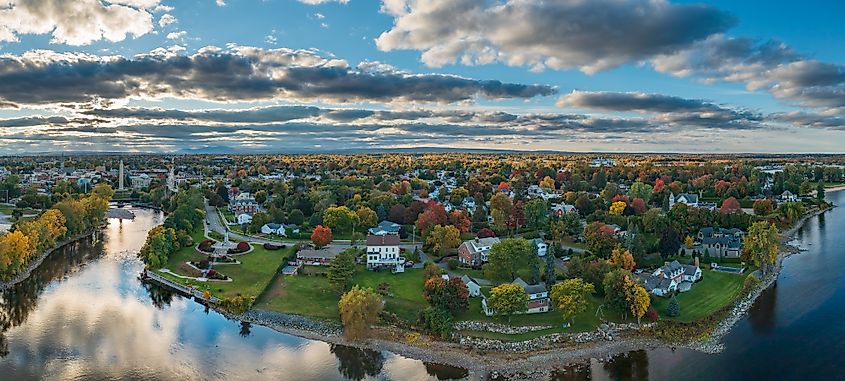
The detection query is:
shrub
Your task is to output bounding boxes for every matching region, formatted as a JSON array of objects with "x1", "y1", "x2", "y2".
[
  {"x1": 377, "y1": 282, "x2": 391, "y2": 295},
  {"x1": 237, "y1": 241, "x2": 250, "y2": 251},
  {"x1": 198, "y1": 239, "x2": 215, "y2": 253},
  {"x1": 447, "y1": 258, "x2": 459, "y2": 270},
  {"x1": 263, "y1": 243, "x2": 281, "y2": 250},
  {"x1": 198, "y1": 259, "x2": 210, "y2": 269},
  {"x1": 647, "y1": 307, "x2": 659, "y2": 322}
]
